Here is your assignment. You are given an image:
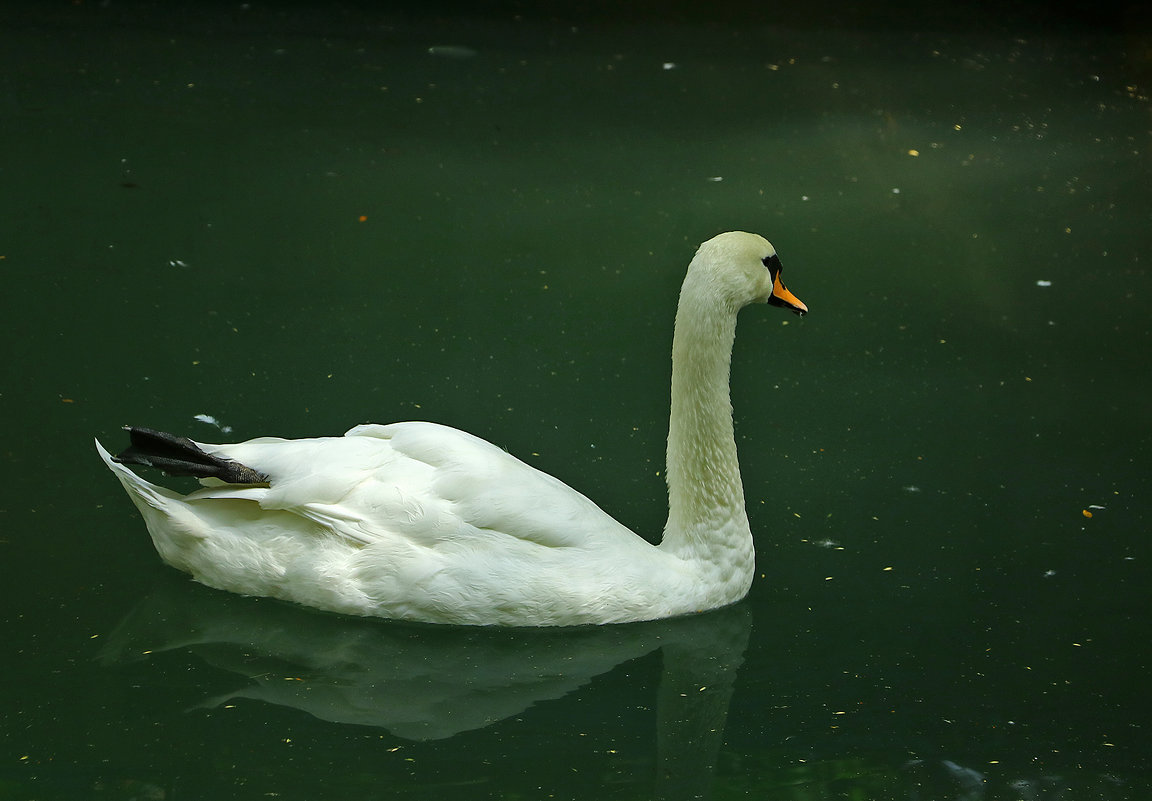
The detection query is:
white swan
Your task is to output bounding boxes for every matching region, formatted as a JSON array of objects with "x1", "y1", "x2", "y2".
[{"x1": 97, "y1": 231, "x2": 807, "y2": 626}]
